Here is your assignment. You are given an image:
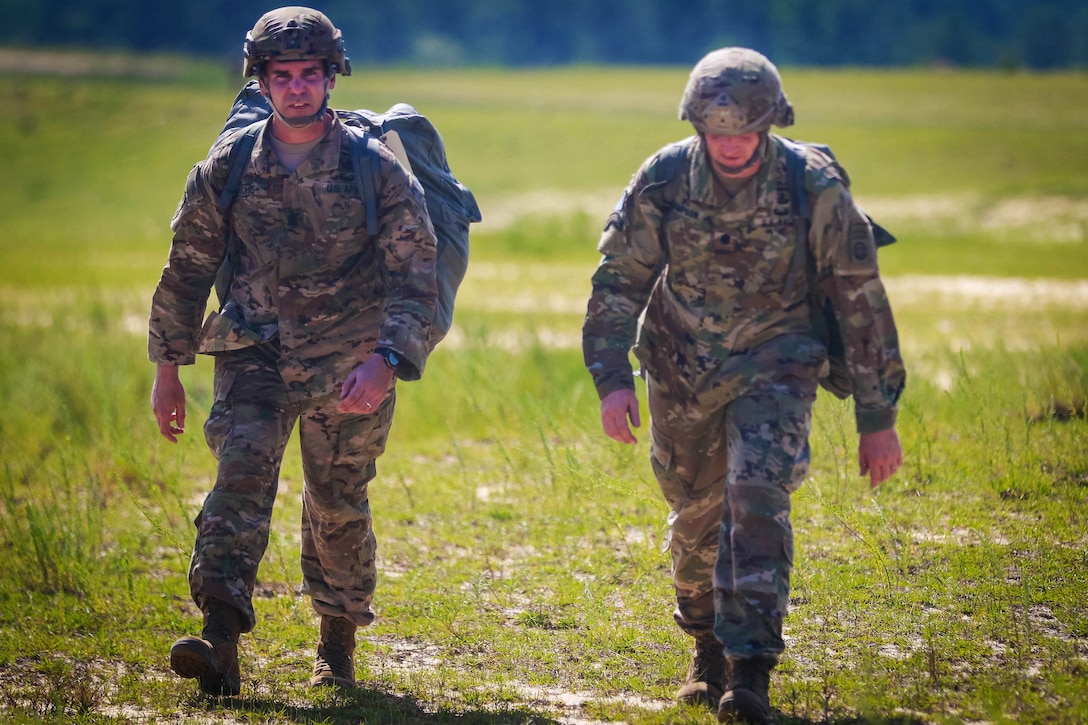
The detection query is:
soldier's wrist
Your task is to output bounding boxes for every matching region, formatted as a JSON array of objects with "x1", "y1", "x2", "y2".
[
  {"x1": 375, "y1": 347, "x2": 401, "y2": 372},
  {"x1": 855, "y1": 406, "x2": 897, "y2": 434},
  {"x1": 595, "y1": 376, "x2": 636, "y2": 401}
]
